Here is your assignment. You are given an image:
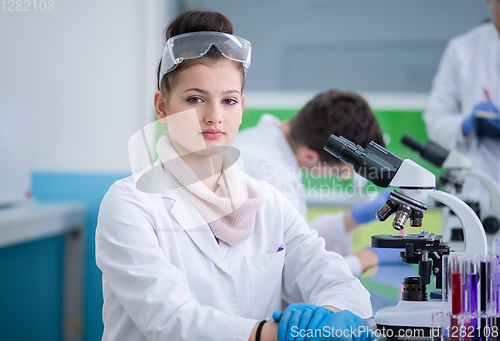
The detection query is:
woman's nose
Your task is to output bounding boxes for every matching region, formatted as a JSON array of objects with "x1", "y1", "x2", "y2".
[{"x1": 205, "y1": 104, "x2": 223, "y2": 124}]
